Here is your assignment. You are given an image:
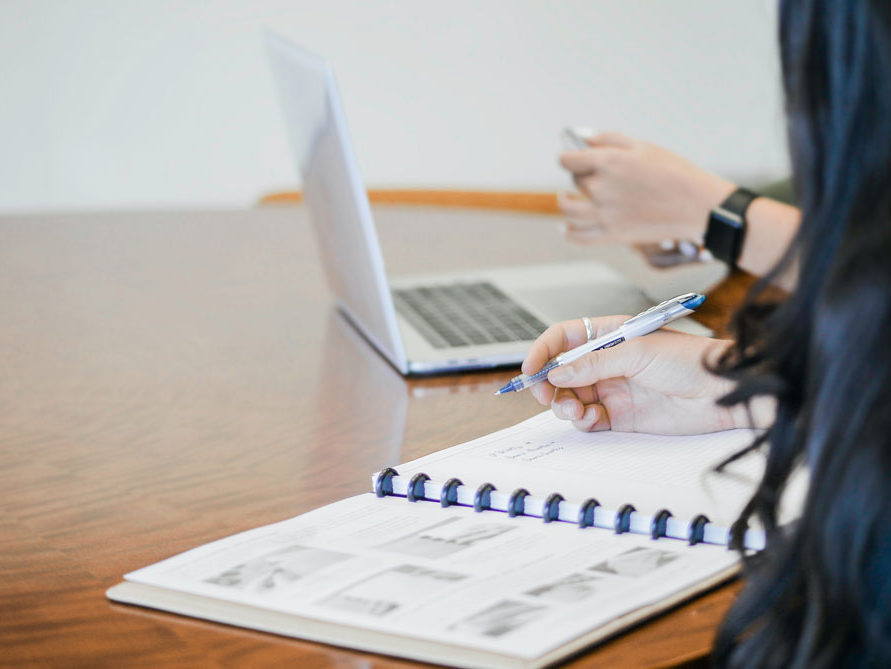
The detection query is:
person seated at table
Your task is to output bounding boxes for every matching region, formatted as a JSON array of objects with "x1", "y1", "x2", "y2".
[
  {"x1": 524, "y1": 0, "x2": 891, "y2": 665},
  {"x1": 558, "y1": 133, "x2": 801, "y2": 290}
]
